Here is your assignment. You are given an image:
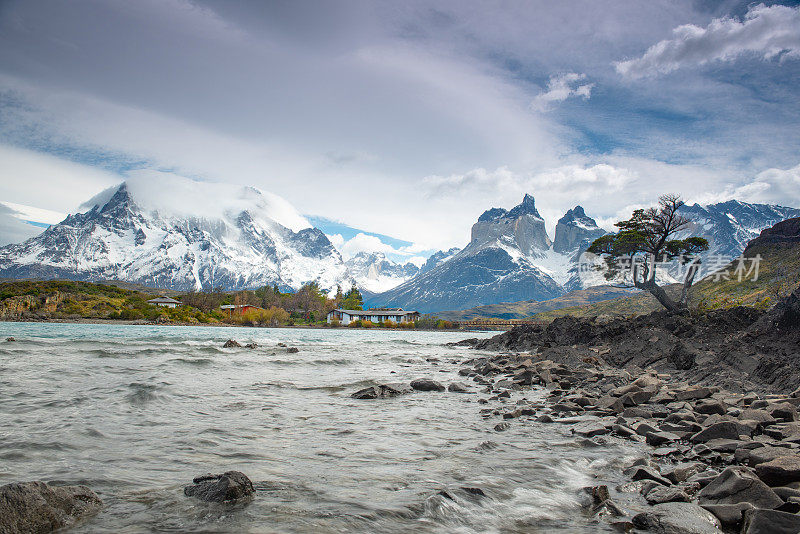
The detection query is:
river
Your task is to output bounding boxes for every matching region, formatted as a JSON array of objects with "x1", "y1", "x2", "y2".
[{"x1": 0, "y1": 323, "x2": 644, "y2": 533}]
